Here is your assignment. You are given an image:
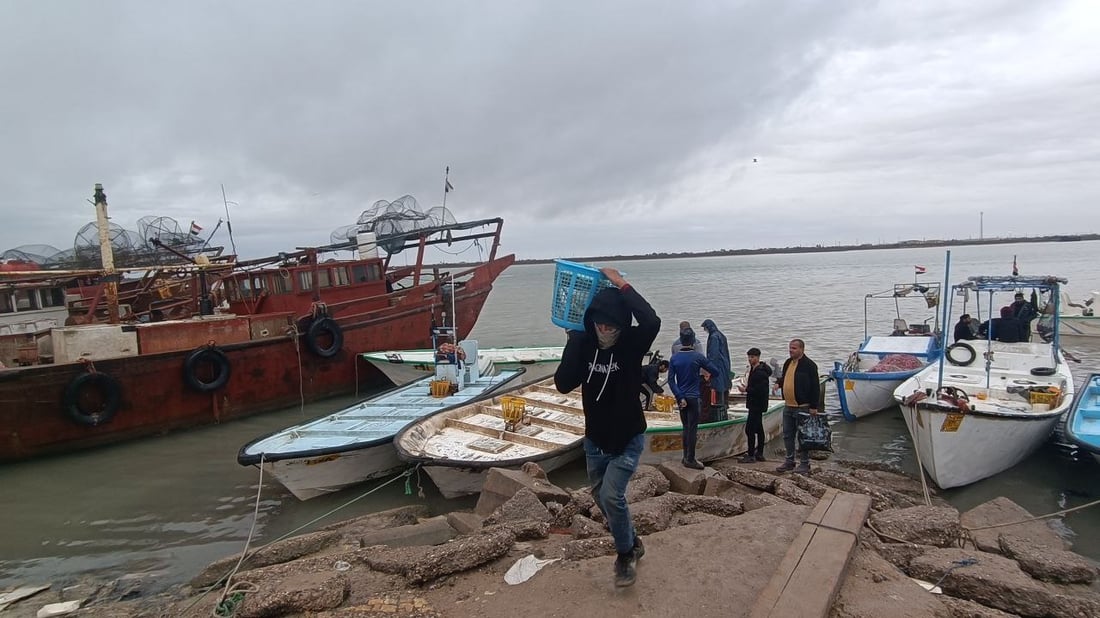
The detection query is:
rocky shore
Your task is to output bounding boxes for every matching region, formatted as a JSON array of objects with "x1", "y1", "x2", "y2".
[{"x1": 4, "y1": 458, "x2": 1099, "y2": 618}]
